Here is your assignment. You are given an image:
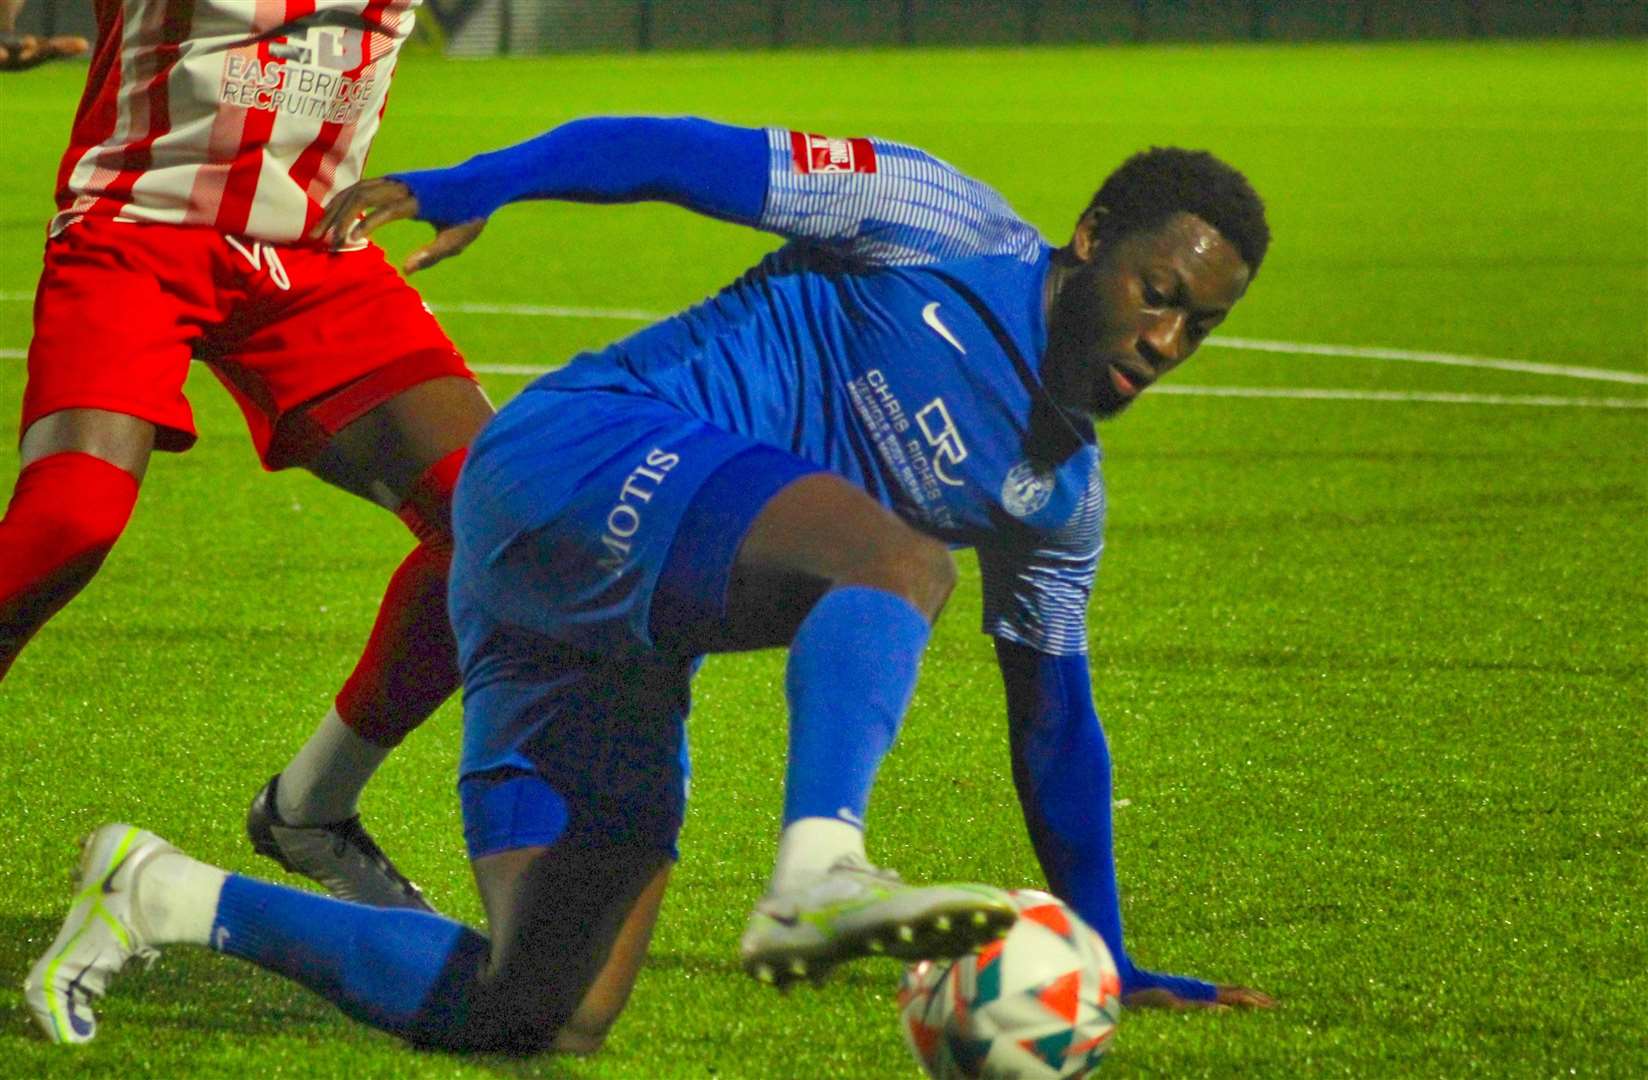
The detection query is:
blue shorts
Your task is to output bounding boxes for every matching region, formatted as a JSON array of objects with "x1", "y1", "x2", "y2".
[
  {"x1": 455, "y1": 651, "x2": 698, "y2": 859},
  {"x1": 450, "y1": 387, "x2": 819, "y2": 857}
]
